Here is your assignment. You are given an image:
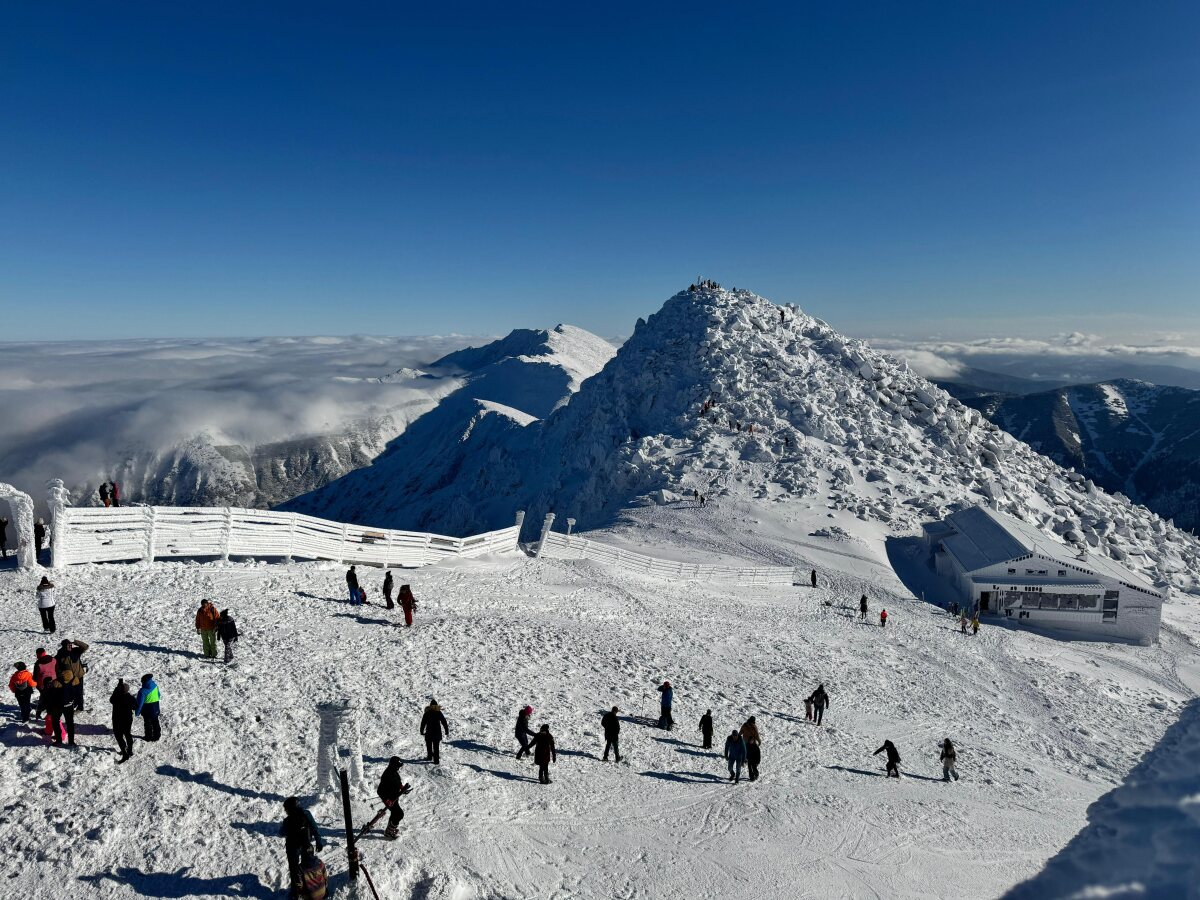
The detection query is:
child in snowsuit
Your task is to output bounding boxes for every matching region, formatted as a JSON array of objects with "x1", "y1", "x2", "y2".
[
  {"x1": 971, "y1": 614, "x2": 980, "y2": 636},
  {"x1": 217, "y1": 609, "x2": 238, "y2": 663},
  {"x1": 9, "y1": 662, "x2": 35, "y2": 722},
  {"x1": 699, "y1": 710, "x2": 714, "y2": 749},
  {"x1": 136, "y1": 674, "x2": 161, "y2": 742},
  {"x1": 874, "y1": 740, "x2": 901, "y2": 777},
  {"x1": 880, "y1": 609, "x2": 888, "y2": 627}
]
